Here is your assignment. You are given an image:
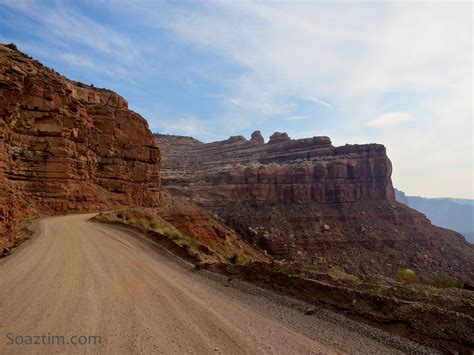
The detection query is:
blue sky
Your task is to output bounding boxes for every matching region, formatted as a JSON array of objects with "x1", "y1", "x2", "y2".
[{"x1": 0, "y1": 0, "x2": 472, "y2": 198}]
